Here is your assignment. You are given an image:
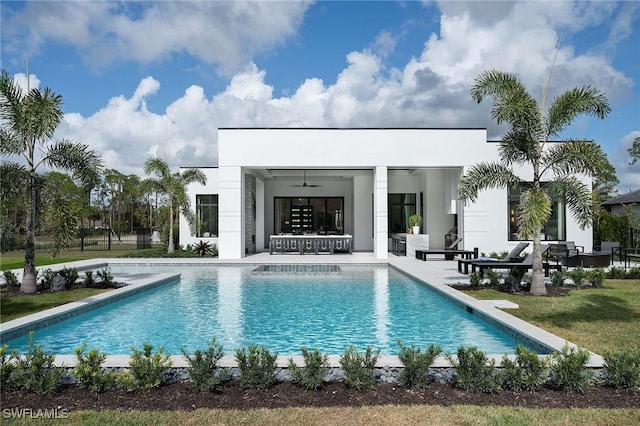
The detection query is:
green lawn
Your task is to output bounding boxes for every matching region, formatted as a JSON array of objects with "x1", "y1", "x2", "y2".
[
  {"x1": 468, "y1": 280, "x2": 640, "y2": 354},
  {"x1": 0, "y1": 249, "x2": 138, "y2": 271}
]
